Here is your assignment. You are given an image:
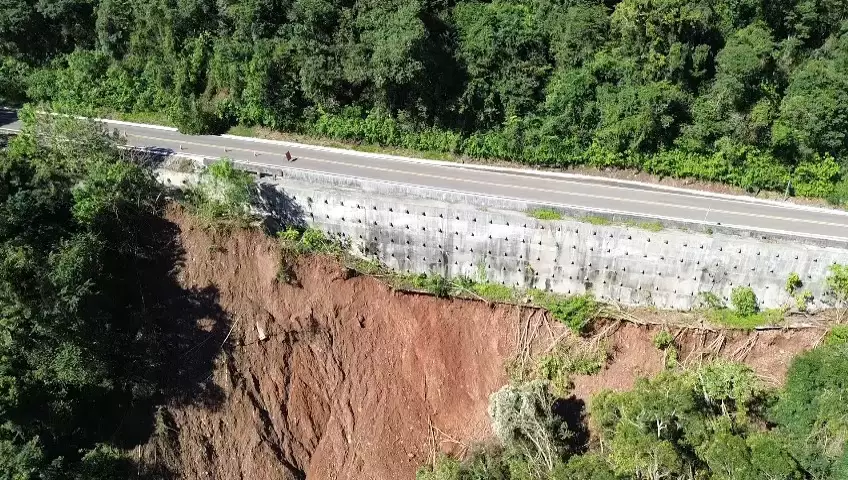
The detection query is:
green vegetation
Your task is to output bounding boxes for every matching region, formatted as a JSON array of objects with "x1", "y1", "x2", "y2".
[
  {"x1": 518, "y1": 337, "x2": 613, "y2": 396},
  {"x1": 534, "y1": 293, "x2": 600, "y2": 334},
  {"x1": 527, "y1": 208, "x2": 563, "y2": 221},
  {"x1": 0, "y1": 110, "x2": 171, "y2": 474},
  {"x1": 579, "y1": 215, "x2": 612, "y2": 226},
  {"x1": 528, "y1": 209, "x2": 665, "y2": 232},
  {"x1": 731, "y1": 286, "x2": 759, "y2": 316},
  {"x1": 698, "y1": 289, "x2": 784, "y2": 329},
  {"x1": 7, "y1": 0, "x2": 848, "y2": 200},
  {"x1": 795, "y1": 289, "x2": 814, "y2": 312},
  {"x1": 623, "y1": 220, "x2": 664, "y2": 232},
  {"x1": 651, "y1": 329, "x2": 674, "y2": 350},
  {"x1": 187, "y1": 159, "x2": 255, "y2": 225},
  {"x1": 827, "y1": 264, "x2": 848, "y2": 320},
  {"x1": 824, "y1": 325, "x2": 848, "y2": 347},
  {"x1": 786, "y1": 272, "x2": 803, "y2": 294},
  {"x1": 709, "y1": 307, "x2": 785, "y2": 330},
  {"x1": 469, "y1": 282, "x2": 519, "y2": 304},
  {"x1": 419, "y1": 343, "x2": 848, "y2": 480},
  {"x1": 652, "y1": 329, "x2": 678, "y2": 369},
  {"x1": 278, "y1": 226, "x2": 341, "y2": 256}
]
